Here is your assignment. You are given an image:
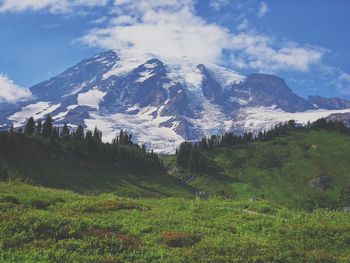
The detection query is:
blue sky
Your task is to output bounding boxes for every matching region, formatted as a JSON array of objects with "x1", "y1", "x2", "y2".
[{"x1": 0, "y1": 0, "x2": 349, "y2": 103}]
